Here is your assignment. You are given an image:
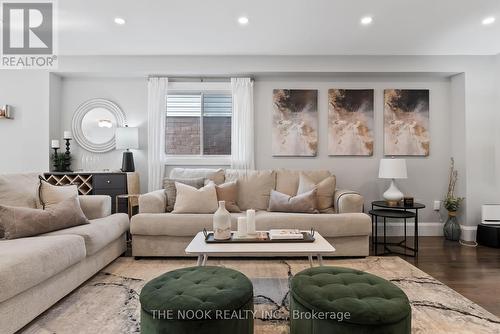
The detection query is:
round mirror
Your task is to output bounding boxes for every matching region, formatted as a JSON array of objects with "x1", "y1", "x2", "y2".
[{"x1": 72, "y1": 99, "x2": 126, "y2": 153}]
